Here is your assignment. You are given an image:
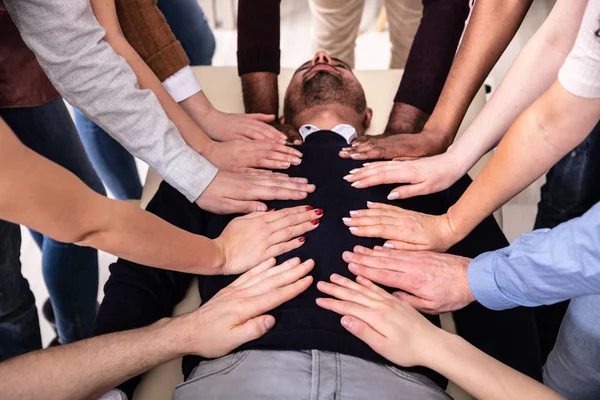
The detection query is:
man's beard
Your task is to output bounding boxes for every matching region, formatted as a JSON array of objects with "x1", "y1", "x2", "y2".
[{"x1": 299, "y1": 71, "x2": 364, "y2": 112}]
